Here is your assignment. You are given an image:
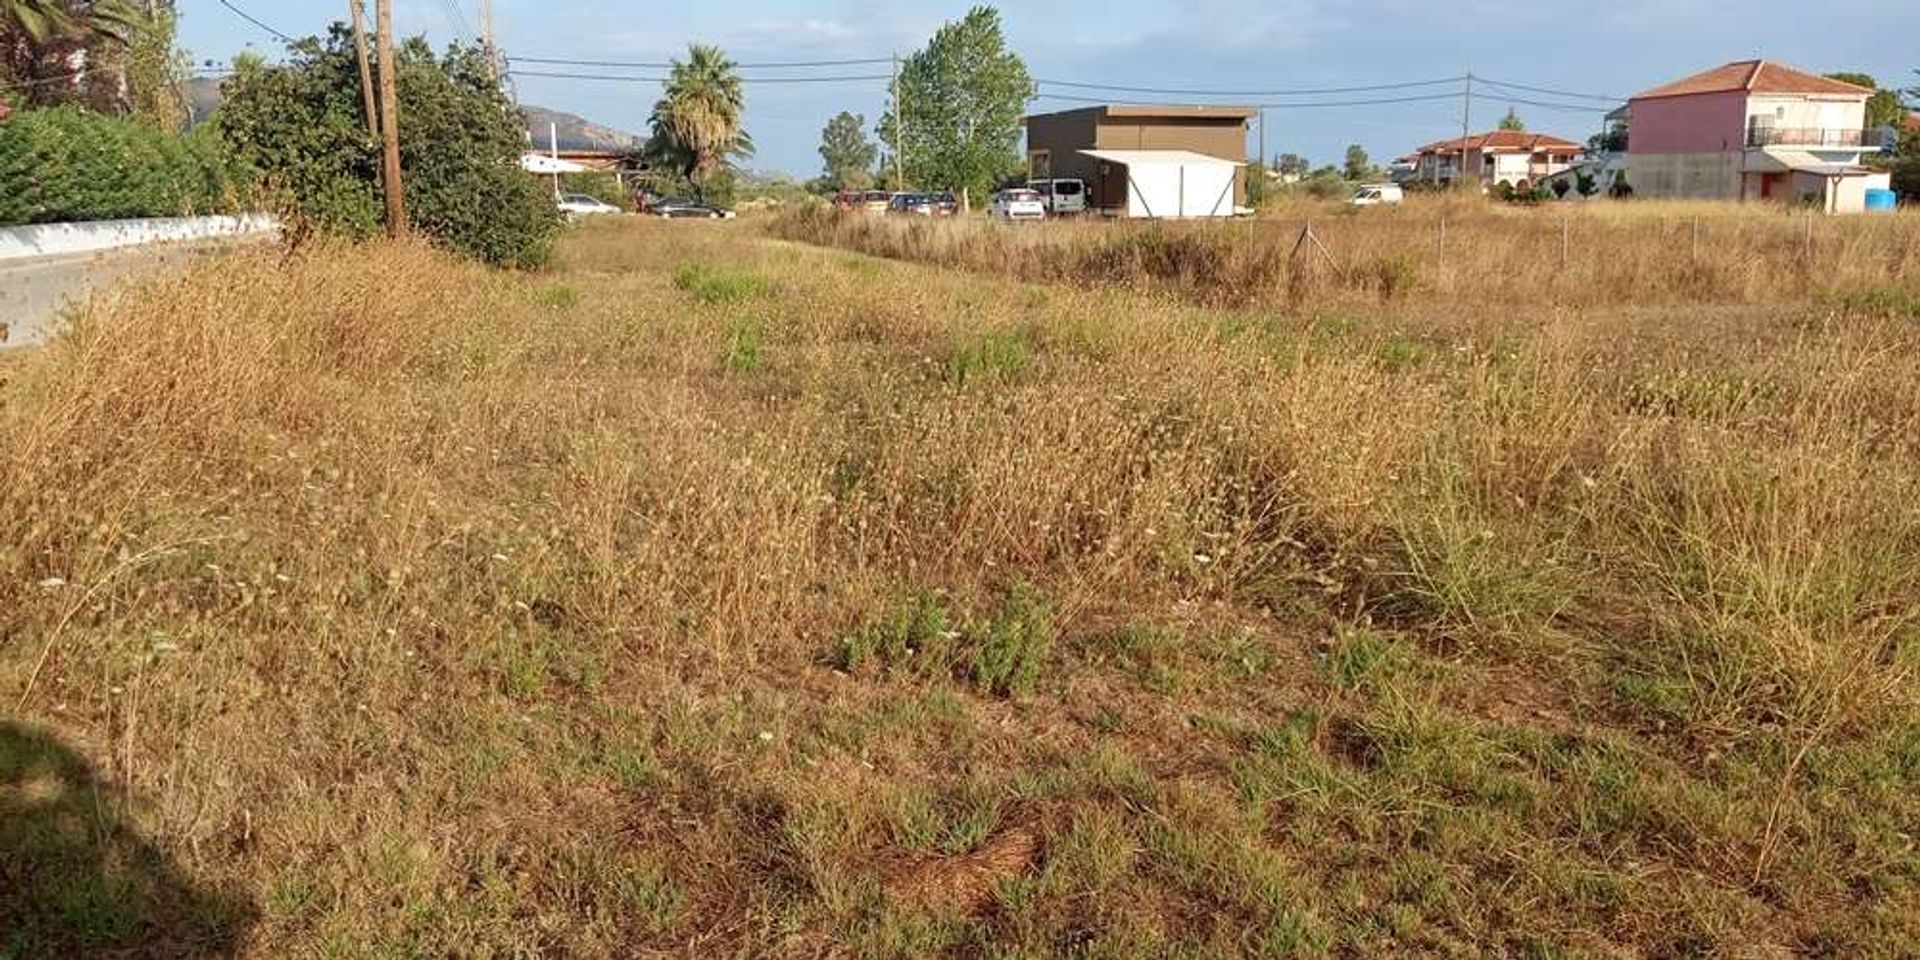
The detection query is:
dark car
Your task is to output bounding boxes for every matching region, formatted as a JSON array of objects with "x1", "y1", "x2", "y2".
[
  {"x1": 651, "y1": 197, "x2": 735, "y2": 219},
  {"x1": 928, "y1": 191, "x2": 957, "y2": 216},
  {"x1": 887, "y1": 193, "x2": 936, "y2": 216}
]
